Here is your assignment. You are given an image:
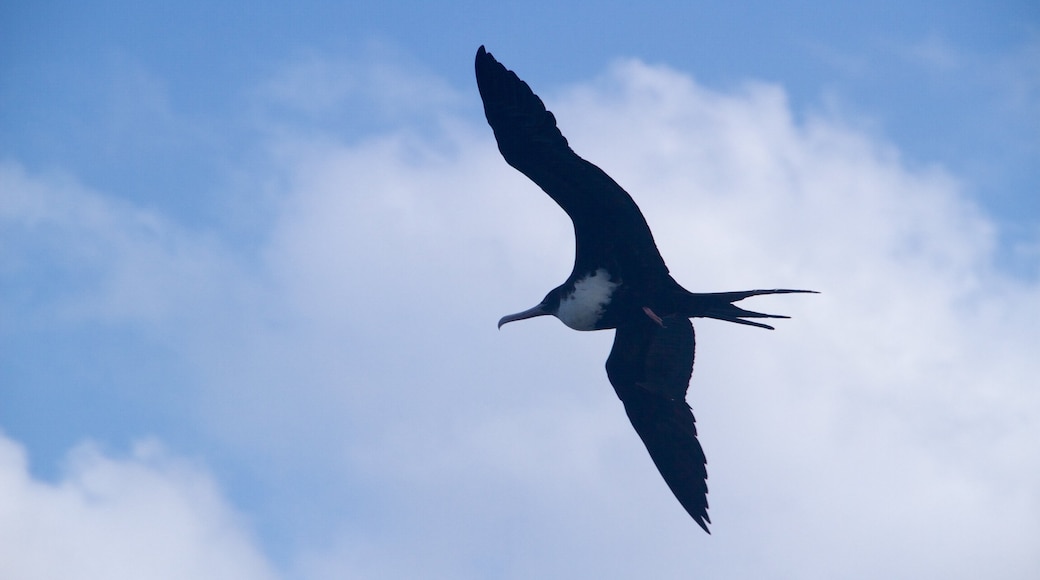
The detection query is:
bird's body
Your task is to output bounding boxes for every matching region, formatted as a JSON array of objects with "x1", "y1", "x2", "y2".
[
  {"x1": 476, "y1": 46, "x2": 812, "y2": 533},
  {"x1": 554, "y1": 268, "x2": 618, "y2": 331}
]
